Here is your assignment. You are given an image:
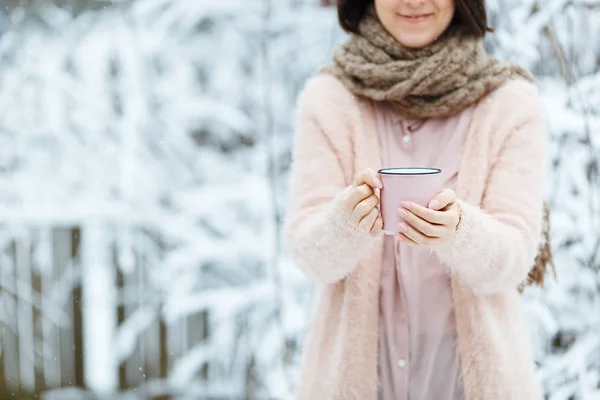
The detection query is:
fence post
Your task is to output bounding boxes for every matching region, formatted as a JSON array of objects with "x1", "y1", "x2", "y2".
[
  {"x1": 2, "y1": 242, "x2": 20, "y2": 389},
  {"x1": 81, "y1": 222, "x2": 118, "y2": 393},
  {"x1": 16, "y1": 236, "x2": 35, "y2": 391}
]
